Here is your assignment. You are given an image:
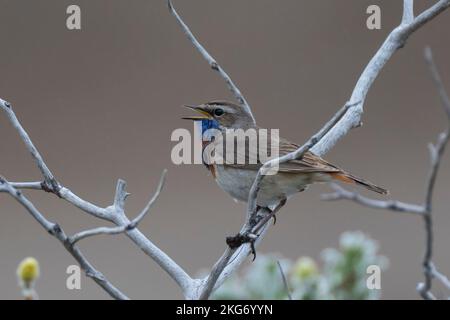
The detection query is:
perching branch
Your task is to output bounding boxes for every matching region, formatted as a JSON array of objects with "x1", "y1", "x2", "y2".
[
  {"x1": 246, "y1": 101, "x2": 354, "y2": 226},
  {"x1": 167, "y1": 0, "x2": 450, "y2": 299},
  {"x1": 2, "y1": 0, "x2": 450, "y2": 300},
  {"x1": 322, "y1": 46, "x2": 450, "y2": 300},
  {"x1": 311, "y1": 0, "x2": 450, "y2": 156}
]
